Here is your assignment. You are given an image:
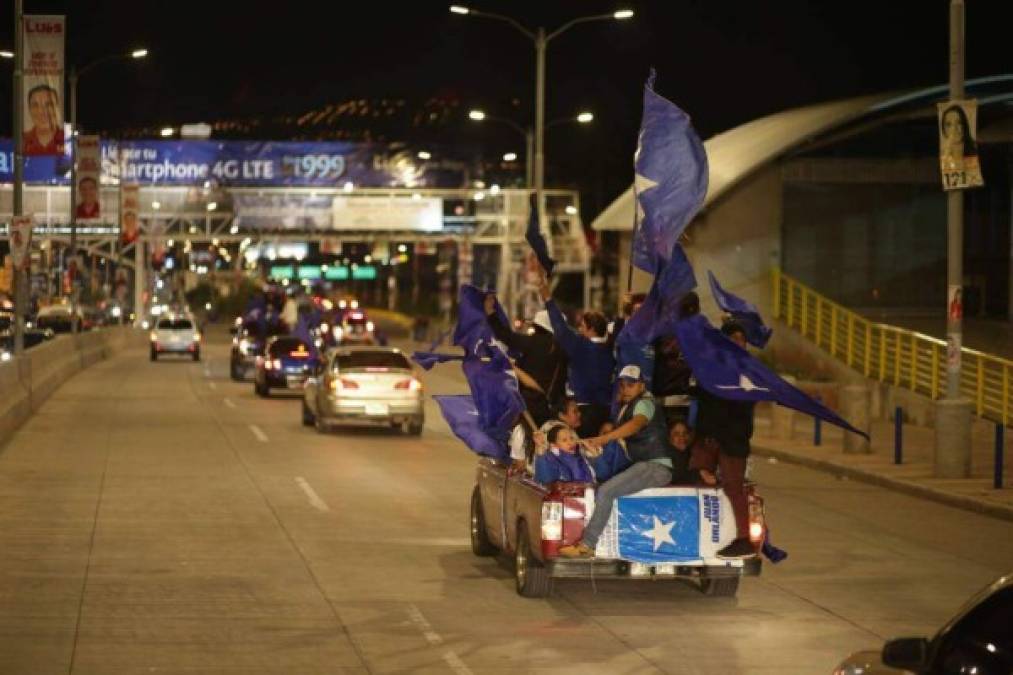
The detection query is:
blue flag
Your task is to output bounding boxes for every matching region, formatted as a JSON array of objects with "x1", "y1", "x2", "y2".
[
  {"x1": 525, "y1": 193, "x2": 555, "y2": 275},
  {"x1": 453, "y1": 286, "x2": 525, "y2": 442},
  {"x1": 617, "y1": 243, "x2": 698, "y2": 349},
  {"x1": 632, "y1": 69, "x2": 709, "y2": 275},
  {"x1": 411, "y1": 351, "x2": 464, "y2": 371},
  {"x1": 433, "y1": 394, "x2": 509, "y2": 461},
  {"x1": 672, "y1": 314, "x2": 868, "y2": 438},
  {"x1": 707, "y1": 271, "x2": 772, "y2": 349}
]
